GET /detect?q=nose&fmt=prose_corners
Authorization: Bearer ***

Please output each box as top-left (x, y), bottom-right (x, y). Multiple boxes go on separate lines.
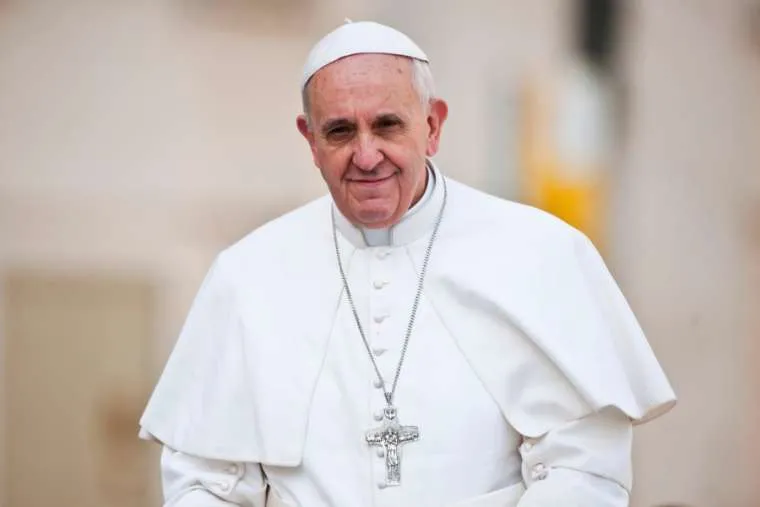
top-left (351, 134), bottom-right (383, 171)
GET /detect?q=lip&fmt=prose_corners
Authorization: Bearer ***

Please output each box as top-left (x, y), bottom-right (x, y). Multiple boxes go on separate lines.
top-left (349, 174), bottom-right (395, 186)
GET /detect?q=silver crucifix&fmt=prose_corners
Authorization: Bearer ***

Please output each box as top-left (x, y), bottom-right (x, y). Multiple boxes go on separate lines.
top-left (366, 406), bottom-right (419, 487)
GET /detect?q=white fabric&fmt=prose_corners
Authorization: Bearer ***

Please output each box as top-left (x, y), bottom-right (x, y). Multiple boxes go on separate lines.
top-left (517, 407), bottom-right (632, 506)
top-left (160, 407), bottom-right (631, 506)
top-left (140, 160), bottom-right (675, 505)
top-left (259, 231), bottom-right (521, 506)
top-left (300, 20), bottom-right (428, 91)
top-left (161, 448), bottom-right (266, 507)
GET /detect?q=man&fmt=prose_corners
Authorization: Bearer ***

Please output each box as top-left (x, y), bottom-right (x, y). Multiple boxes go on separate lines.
top-left (139, 20), bottom-right (676, 507)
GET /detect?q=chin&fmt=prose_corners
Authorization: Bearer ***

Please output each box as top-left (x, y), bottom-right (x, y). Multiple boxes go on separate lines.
top-left (353, 207), bottom-right (399, 228)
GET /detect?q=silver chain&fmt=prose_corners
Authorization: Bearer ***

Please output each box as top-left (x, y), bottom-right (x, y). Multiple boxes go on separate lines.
top-left (331, 177), bottom-right (448, 408)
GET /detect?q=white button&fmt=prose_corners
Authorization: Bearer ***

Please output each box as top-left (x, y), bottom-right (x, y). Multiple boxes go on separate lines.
top-left (530, 463), bottom-right (548, 481)
top-left (520, 441), bottom-right (534, 453)
top-left (373, 378), bottom-right (383, 389)
top-left (376, 448), bottom-right (385, 457)
top-left (373, 280), bottom-right (388, 289)
top-left (225, 464), bottom-right (239, 475)
top-left (217, 481), bottom-right (231, 492)
top-left (373, 314), bottom-right (388, 323)
top-left (373, 411), bottom-right (384, 421)
top-left (373, 347), bottom-right (387, 356)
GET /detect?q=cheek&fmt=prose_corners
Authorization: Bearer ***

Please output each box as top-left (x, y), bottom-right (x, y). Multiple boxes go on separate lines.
top-left (397, 129), bottom-right (430, 165)
top-left (315, 148), bottom-right (350, 181)
top-left (386, 136), bottom-right (422, 164)
top-left (385, 142), bottom-right (427, 180)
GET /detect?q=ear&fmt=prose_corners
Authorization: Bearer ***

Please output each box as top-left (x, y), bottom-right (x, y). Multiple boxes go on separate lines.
top-left (297, 114), bottom-right (319, 163)
top-left (425, 98), bottom-right (449, 157)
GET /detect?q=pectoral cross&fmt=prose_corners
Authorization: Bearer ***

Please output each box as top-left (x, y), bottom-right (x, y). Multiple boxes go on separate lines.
top-left (366, 406), bottom-right (419, 487)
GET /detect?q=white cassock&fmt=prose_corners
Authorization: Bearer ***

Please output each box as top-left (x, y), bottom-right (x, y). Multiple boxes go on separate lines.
top-left (139, 162), bottom-right (676, 507)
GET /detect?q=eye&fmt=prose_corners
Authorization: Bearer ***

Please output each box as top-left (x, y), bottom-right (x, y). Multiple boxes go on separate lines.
top-left (328, 125), bottom-right (352, 136)
top-left (323, 123), bottom-right (355, 141)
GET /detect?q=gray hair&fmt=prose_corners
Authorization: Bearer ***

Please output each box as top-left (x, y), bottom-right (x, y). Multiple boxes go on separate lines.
top-left (301, 58), bottom-right (436, 128)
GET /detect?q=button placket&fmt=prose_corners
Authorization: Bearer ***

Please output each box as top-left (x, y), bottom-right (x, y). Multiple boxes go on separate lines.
top-left (372, 307), bottom-right (389, 356)
top-left (367, 248), bottom-right (398, 494)
top-left (369, 250), bottom-right (393, 339)
top-left (367, 248), bottom-right (427, 502)
top-left (376, 247), bottom-right (392, 260)
top-left (368, 249), bottom-right (392, 394)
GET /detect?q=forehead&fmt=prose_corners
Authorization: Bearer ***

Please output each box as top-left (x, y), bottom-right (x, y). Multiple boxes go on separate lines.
top-left (307, 54), bottom-right (418, 118)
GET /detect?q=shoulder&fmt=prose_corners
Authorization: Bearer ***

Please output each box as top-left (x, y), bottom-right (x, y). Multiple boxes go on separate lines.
top-left (211, 194), bottom-right (333, 280)
top-left (443, 177), bottom-right (586, 254)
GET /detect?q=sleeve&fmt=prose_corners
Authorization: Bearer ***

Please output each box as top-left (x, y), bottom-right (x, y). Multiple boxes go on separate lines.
top-left (161, 445), bottom-right (268, 507)
top-left (517, 407), bottom-right (632, 507)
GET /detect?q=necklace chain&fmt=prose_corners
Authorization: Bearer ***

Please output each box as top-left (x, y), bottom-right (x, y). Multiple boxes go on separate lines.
top-left (331, 178), bottom-right (448, 407)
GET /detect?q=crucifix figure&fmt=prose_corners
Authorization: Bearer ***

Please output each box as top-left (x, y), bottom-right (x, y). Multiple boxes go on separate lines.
top-left (366, 406), bottom-right (420, 487)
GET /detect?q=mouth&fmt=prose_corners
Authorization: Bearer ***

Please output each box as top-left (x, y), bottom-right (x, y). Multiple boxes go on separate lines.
top-left (349, 174), bottom-right (396, 187)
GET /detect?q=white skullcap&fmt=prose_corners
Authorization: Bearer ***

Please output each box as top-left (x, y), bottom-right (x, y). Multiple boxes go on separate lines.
top-left (301, 20), bottom-right (428, 91)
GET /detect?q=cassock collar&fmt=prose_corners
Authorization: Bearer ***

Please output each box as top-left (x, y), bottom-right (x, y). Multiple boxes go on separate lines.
top-left (332, 160), bottom-right (444, 248)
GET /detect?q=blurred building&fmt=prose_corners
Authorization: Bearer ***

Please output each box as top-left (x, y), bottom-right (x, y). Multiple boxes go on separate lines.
top-left (0, 1), bottom-right (758, 506)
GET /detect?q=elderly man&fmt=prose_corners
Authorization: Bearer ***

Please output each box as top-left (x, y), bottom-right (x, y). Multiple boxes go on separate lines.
top-left (139, 21), bottom-right (676, 507)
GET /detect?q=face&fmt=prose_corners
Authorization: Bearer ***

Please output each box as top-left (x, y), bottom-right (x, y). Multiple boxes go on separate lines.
top-left (297, 54), bottom-right (448, 229)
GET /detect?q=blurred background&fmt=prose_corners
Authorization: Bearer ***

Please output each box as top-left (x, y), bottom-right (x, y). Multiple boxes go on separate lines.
top-left (0, 0), bottom-right (758, 506)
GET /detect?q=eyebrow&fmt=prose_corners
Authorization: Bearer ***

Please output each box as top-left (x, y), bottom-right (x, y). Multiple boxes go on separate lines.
top-left (372, 113), bottom-right (404, 127)
top-left (372, 113), bottom-right (404, 126)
